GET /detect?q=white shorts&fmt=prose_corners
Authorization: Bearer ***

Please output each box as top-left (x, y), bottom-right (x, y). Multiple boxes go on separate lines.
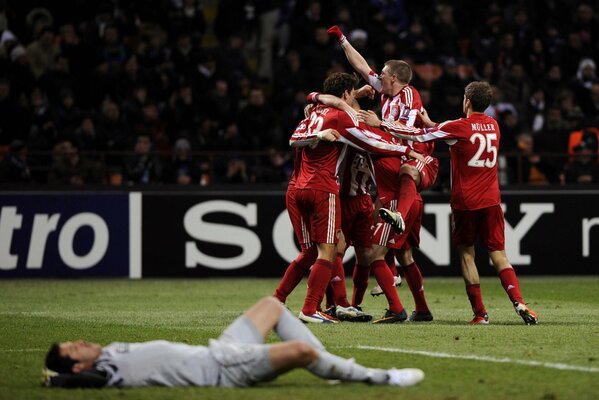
top-left (210, 316), bottom-right (276, 387)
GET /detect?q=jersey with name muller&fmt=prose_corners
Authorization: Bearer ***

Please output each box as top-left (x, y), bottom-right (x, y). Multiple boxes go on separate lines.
top-left (394, 113), bottom-right (501, 210)
top-left (95, 341), bottom-right (219, 387)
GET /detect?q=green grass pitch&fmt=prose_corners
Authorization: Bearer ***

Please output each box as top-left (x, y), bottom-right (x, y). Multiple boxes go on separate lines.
top-left (1, 277), bottom-right (598, 400)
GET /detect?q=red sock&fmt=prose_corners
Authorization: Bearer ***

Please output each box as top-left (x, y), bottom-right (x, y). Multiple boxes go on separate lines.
top-left (385, 250), bottom-right (398, 276)
top-left (274, 246), bottom-right (317, 303)
top-left (325, 284), bottom-right (334, 309)
top-left (302, 258), bottom-right (334, 315)
top-left (403, 262), bottom-right (430, 313)
top-left (352, 263), bottom-right (370, 306)
top-left (466, 284), bottom-right (486, 317)
top-left (330, 255), bottom-right (350, 307)
top-left (397, 174), bottom-right (417, 218)
top-left (371, 259), bottom-right (404, 314)
top-left (498, 267), bottom-right (523, 303)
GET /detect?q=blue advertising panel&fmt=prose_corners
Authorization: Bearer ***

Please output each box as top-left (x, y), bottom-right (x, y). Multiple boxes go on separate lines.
top-left (0, 193), bottom-right (130, 277)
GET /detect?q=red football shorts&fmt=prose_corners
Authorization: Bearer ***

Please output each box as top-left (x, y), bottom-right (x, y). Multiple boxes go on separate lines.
top-left (404, 156), bottom-right (439, 191)
top-left (451, 204), bottom-right (505, 251)
top-left (295, 188), bottom-right (341, 244)
top-left (286, 186), bottom-right (313, 250)
top-left (341, 194), bottom-right (374, 248)
top-left (372, 195), bottom-right (422, 250)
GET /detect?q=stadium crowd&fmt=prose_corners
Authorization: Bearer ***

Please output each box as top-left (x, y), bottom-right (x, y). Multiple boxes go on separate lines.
top-left (0, 0), bottom-right (598, 186)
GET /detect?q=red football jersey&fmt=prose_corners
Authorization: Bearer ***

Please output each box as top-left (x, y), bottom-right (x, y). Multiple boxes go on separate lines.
top-left (338, 146), bottom-right (374, 197)
top-left (387, 113), bottom-right (502, 210)
top-left (367, 71), bottom-right (434, 157)
top-left (290, 105), bottom-right (410, 194)
top-left (288, 147), bottom-right (303, 188)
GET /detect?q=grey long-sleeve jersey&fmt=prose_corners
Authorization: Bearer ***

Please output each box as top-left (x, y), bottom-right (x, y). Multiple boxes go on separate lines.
top-left (95, 340), bottom-right (220, 387)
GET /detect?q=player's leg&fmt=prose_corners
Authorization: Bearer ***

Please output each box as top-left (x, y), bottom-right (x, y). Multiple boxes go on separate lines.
top-left (458, 244), bottom-right (488, 324)
top-left (266, 340), bottom-right (424, 386)
top-left (396, 164), bottom-right (421, 226)
top-left (328, 232), bottom-right (351, 308)
top-left (274, 188), bottom-right (317, 303)
top-left (370, 244), bottom-right (407, 323)
top-left (482, 204), bottom-right (538, 324)
top-left (490, 249), bottom-right (539, 324)
top-left (351, 245), bottom-right (372, 307)
top-left (294, 190), bottom-right (339, 323)
top-left (274, 245), bottom-right (317, 303)
top-left (397, 248), bottom-right (433, 322)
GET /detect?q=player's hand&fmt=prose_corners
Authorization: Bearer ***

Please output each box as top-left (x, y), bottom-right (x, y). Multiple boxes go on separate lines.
top-left (356, 85), bottom-right (375, 100)
top-left (317, 128), bottom-right (340, 142)
top-left (327, 25), bottom-right (346, 43)
top-left (357, 110), bottom-right (381, 127)
top-left (418, 109), bottom-right (436, 128)
top-left (408, 150), bottom-right (425, 163)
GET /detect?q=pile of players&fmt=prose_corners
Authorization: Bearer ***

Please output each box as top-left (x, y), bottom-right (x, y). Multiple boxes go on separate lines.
top-left (273, 26), bottom-right (539, 326)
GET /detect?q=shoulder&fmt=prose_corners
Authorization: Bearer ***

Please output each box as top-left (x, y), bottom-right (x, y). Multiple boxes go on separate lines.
top-left (401, 86), bottom-right (422, 106)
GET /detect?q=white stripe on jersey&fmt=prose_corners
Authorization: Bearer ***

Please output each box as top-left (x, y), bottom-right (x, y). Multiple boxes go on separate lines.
top-left (403, 86), bottom-right (413, 107)
top-left (343, 109), bottom-right (360, 127)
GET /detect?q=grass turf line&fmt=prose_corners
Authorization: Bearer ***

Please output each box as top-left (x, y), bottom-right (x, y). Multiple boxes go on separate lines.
top-left (0, 277), bottom-right (598, 400)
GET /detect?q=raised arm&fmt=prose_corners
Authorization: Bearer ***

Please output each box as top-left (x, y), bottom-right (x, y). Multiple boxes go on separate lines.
top-left (327, 26), bottom-right (372, 82)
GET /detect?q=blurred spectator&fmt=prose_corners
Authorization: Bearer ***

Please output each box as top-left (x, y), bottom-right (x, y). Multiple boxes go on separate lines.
top-left (0, 140), bottom-right (31, 183)
top-left (133, 102), bottom-right (169, 153)
top-left (124, 134), bottom-right (164, 184)
top-left (535, 106), bottom-right (570, 173)
top-left (510, 132), bottom-right (557, 184)
top-left (166, 137), bottom-right (209, 186)
top-left (238, 87), bottom-right (277, 149)
top-left (168, 82), bottom-right (202, 138)
top-left (0, 77), bottom-right (28, 146)
top-left (25, 26), bottom-right (59, 78)
top-left (273, 49), bottom-right (310, 108)
top-left (431, 4), bottom-right (459, 57)
top-left (52, 89), bottom-right (82, 137)
top-left (96, 99), bottom-right (129, 164)
top-left (225, 157), bottom-right (248, 183)
top-left (203, 79), bottom-right (236, 125)
top-left (562, 138), bottom-right (599, 184)
top-left (48, 139), bottom-right (104, 185)
top-left (73, 115), bottom-right (103, 157)
top-left (300, 26), bottom-right (338, 88)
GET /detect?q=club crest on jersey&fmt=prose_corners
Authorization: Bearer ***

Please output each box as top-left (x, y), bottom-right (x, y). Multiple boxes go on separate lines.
top-left (400, 107), bottom-right (411, 121)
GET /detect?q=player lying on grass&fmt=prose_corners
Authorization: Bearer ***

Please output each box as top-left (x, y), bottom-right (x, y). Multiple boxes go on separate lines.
top-left (42, 297), bottom-right (424, 388)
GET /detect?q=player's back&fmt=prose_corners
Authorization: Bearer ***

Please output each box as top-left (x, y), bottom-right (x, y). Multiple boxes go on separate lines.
top-left (446, 113), bottom-right (501, 210)
top-left (295, 105), bottom-right (344, 194)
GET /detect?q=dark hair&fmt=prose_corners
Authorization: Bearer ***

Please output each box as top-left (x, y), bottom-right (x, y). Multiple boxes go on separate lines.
top-left (45, 343), bottom-right (76, 373)
top-left (384, 60), bottom-right (413, 84)
top-left (464, 81), bottom-right (493, 112)
top-left (323, 72), bottom-right (358, 98)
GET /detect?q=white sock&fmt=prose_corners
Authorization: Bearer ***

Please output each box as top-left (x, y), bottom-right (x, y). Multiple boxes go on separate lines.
top-left (307, 350), bottom-right (388, 384)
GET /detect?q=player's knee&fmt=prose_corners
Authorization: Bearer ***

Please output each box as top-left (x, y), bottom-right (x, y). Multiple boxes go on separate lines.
top-left (291, 341), bottom-right (318, 364)
top-left (400, 165), bottom-right (419, 181)
top-left (259, 297), bottom-right (284, 314)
